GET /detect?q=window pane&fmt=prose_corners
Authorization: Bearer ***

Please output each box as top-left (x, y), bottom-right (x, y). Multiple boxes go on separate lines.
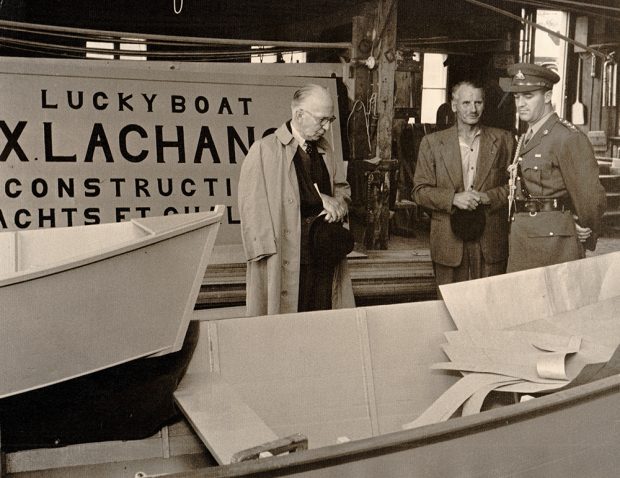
top-left (533, 10), bottom-right (569, 116)
top-left (86, 41), bottom-right (114, 59)
top-left (421, 54), bottom-right (448, 123)
top-left (422, 54), bottom-right (448, 88)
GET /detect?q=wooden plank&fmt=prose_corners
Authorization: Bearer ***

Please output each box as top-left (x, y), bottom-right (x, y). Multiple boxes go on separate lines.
top-left (173, 372), bottom-right (278, 465)
top-left (7, 433), bottom-right (166, 473)
top-left (197, 249), bottom-right (436, 308)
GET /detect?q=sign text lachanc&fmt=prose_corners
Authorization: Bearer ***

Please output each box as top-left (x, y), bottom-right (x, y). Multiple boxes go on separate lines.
top-left (0, 59), bottom-right (341, 243)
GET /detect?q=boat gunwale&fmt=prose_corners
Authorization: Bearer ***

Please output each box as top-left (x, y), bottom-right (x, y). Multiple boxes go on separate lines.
top-left (169, 369), bottom-right (620, 477)
top-left (0, 208), bottom-right (224, 288)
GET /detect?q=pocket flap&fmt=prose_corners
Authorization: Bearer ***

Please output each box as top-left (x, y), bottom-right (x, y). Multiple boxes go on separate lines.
top-left (524, 211), bottom-right (575, 238)
top-left (521, 157), bottom-right (552, 172)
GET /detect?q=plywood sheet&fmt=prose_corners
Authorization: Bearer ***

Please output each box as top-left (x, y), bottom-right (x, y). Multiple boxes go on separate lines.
top-left (211, 308), bottom-right (374, 448)
top-left (440, 251), bottom-right (620, 332)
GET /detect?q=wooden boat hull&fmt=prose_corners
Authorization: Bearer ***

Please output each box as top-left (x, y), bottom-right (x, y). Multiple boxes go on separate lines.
top-left (170, 302), bottom-right (620, 478)
top-left (0, 208), bottom-right (223, 399)
top-left (170, 249), bottom-right (620, 478)
top-left (181, 371), bottom-right (619, 477)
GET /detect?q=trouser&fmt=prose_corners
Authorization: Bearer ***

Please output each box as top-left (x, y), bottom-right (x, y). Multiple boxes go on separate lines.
top-left (434, 240), bottom-right (506, 298)
top-left (298, 261), bottom-right (336, 312)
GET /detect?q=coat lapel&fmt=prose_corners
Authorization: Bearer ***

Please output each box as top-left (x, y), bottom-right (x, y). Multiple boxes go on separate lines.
top-left (520, 113), bottom-right (558, 155)
top-left (439, 126), bottom-right (464, 190)
top-left (275, 122), bottom-right (301, 201)
top-left (473, 127), bottom-right (498, 190)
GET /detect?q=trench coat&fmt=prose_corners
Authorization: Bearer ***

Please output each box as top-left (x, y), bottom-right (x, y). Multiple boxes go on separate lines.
top-left (507, 114), bottom-right (607, 272)
top-left (413, 125), bottom-right (514, 267)
top-left (238, 122), bottom-right (355, 316)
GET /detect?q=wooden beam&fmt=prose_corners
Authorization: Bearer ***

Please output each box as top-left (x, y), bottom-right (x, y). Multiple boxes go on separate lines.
top-left (349, 13), bottom-right (375, 161)
top-left (365, 0), bottom-right (398, 249)
top-left (375, 0), bottom-right (397, 161)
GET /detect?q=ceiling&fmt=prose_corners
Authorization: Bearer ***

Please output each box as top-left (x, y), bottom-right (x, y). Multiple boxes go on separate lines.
top-left (0, 0), bottom-right (616, 59)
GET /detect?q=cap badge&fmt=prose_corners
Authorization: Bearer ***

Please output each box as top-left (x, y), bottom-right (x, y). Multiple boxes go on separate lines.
top-left (515, 70), bottom-right (525, 80)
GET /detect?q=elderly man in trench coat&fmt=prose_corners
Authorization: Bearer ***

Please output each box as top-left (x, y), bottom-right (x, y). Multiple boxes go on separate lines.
top-left (238, 84), bottom-right (355, 316)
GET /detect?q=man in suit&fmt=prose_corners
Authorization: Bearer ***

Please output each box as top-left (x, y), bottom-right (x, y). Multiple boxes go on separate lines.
top-left (413, 80), bottom-right (514, 290)
top-left (238, 84), bottom-right (354, 316)
top-left (500, 63), bottom-right (606, 272)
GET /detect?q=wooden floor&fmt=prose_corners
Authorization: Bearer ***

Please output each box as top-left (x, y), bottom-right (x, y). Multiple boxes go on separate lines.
top-left (198, 228), bottom-right (437, 310)
top-left (197, 213), bottom-right (620, 312)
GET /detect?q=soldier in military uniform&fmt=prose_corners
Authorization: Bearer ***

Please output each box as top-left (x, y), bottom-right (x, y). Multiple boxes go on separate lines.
top-left (500, 63), bottom-right (607, 272)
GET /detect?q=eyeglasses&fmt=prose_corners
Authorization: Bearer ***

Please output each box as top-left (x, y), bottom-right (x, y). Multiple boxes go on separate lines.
top-left (302, 109), bottom-right (336, 126)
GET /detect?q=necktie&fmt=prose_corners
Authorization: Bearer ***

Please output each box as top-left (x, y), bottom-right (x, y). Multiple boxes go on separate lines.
top-left (524, 128), bottom-right (533, 145)
top-left (305, 141), bottom-right (318, 159)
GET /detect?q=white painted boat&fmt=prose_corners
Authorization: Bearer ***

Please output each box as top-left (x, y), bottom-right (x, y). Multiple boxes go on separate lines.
top-left (0, 207), bottom-right (223, 400)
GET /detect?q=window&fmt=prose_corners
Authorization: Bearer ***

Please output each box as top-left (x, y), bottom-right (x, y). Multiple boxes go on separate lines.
top-left (532, 10), bottom-right (569, 116)
top-left (420, 53), bottom-right (448, 124)
top-left (250, 46), bottom-right (306, 63)
top-left (86, 39), bottom-right (147, 60)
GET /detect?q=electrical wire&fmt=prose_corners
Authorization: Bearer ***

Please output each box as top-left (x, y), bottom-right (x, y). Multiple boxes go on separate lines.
top-left (464, 0), bottom-right (615, 61)
top-left (0, 19), bottom-right (351, 50)
top-left (497, 0), bottom-right (620, 22)
top-left (0, 34), bottom-right (309, 61)
top-left (531, 0), bottom-right (620, 13)
top-left (173, 0), bottom-right (183, 15)
top-left (0, 21), bottom-right (348, 61)
top-left (346, 99), bottom-right (372, 152)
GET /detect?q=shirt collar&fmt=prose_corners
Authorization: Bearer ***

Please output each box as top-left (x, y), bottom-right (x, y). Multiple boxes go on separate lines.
top-left (290, 123), bottom-right (307, 149)
top-left (528, 110), bottom-right (555, 137)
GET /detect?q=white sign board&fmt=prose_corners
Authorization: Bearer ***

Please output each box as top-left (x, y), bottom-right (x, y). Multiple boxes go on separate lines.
top-left (0, 58), bottom-right (343, 243)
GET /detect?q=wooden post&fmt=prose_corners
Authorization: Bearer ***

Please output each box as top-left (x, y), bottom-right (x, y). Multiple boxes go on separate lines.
top-left (350, 14), bottom-right (375, 161)
top-left (364, 0), bottom-right (398, 249)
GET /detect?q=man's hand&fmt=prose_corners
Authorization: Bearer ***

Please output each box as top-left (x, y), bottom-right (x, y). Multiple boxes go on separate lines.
top-left (573, 215), bottom-right (592, 242)
top-left (314, 183), bottom-right (347, 222)
top-left (453, 191), bottom-right (483, 211)
top-left (476, 191), bottom-right (490, 205)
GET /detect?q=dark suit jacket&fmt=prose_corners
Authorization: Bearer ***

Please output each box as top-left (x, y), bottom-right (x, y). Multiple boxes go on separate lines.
top-left (413, 125), bottom-right (514, 267)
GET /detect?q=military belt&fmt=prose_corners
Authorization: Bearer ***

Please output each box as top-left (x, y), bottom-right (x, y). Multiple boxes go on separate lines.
top-left (514, 197), bottom-right (572, 214)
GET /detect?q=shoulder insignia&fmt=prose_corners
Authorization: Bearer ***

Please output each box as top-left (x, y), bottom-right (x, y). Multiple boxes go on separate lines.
top-left (559, 117), bottom-right (578, 131)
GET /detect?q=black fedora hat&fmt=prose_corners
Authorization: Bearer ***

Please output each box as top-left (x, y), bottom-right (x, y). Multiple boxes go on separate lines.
top-left (450, 207), bottom-right (486, 242)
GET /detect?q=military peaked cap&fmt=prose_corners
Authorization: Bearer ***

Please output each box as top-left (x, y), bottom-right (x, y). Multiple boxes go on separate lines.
top-left (500, 62), bottom-right (560, 93)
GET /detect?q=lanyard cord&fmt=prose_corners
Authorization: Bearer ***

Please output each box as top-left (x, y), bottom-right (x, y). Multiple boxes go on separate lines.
top-left (507, 134), bottom-right (525, 221)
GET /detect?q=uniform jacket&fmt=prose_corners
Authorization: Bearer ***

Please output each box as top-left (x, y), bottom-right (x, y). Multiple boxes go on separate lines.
top-left (238, 122), bottom-right (355, 317)
top-left (413, 125), bottom-right (514, 267)
top-left (514, 113), bottom-right (606, 252)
